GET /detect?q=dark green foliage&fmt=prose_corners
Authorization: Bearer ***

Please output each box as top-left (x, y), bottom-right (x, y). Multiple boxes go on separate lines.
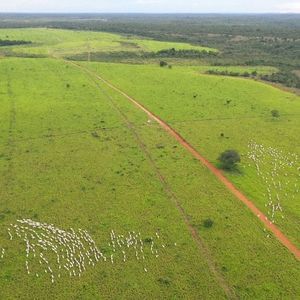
top-left (218, 149), bottom-right (241, 170)
top-left (271, 109), bottom-right (280, 118)
top-left (159, 60), bottom-right (168, 67)
top-left (158, 277), bottom-right (171, 285)
top-left (143, 237), bottom-right (153, 243)
top-left (0, 39), bottom-right (31, 46)
top-left (260, 72), bottom-right (300, 88)
top-left (91, 131), bottom-right (100, 138)
top-left (203, 218), bottom-right (214, 228)
top-left (206, 70), bottom-right (256, 78)
top-left (38, 14), bottom-right (300, 89)
top-left (155, 48), bottom-right (217, 58)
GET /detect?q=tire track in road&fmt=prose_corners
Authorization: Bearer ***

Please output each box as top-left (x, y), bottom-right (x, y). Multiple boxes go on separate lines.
top-left (68, 61), bottom-right (237, 299)
top-left (69, 61), bottom-right (300, 261)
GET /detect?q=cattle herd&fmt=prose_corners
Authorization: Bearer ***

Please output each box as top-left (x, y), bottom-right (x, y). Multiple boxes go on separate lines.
top-left (247, 140), bottom-right (299, 224)
top-left (1, 219), bottom-right (167, 283)
top-left (1, 141), bottom-right (298, 283)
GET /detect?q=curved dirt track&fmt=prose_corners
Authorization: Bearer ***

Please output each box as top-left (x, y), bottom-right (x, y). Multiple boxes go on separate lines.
top-left (71, 62), bottom-right (300, 261)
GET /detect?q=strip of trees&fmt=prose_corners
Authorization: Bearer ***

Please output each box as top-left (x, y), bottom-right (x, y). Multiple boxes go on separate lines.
top-left (0, 39), bottom-right (32, 47)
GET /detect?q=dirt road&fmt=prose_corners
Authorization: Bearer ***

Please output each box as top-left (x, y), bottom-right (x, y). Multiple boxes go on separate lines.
top-left (70, 61), bottom-right (300, 261)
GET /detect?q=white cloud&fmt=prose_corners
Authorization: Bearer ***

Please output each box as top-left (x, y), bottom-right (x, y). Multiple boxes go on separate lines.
top-left (277, 1), bottom-right (300, 13)
top-left (135, 0), bottom-right (161, 4)
top-left (0, 0), bottom-right (299, 13)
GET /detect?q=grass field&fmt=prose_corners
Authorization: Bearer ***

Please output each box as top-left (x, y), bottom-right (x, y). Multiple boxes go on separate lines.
top-left (0, 27), bottom-right (299, 299)
top-left (81, 62), bottom-right (300, 249)
top-left (0, 28), bottom-right (217, 57)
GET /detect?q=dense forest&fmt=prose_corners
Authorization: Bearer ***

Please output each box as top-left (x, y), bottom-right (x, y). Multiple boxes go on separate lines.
top-left (0, 13), bottom-right (299, 88)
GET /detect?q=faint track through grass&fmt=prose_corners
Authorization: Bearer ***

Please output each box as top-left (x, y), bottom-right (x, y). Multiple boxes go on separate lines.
top-left (67, 60), bottom-right (237, 299)
top-left (71, 61), bottom-right (300, 261)
top-left (4, 69), bottom-right (16, 188)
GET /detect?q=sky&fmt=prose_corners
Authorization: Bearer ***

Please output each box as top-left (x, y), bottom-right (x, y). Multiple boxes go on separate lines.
top-left (0, 0), bottom-right (299, 13)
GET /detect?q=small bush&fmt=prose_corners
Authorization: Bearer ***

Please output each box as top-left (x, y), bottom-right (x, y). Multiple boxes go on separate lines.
top-left (158, 277), bottom-right (171, 285)
top-left (218, 149), bottom-right (241, 170)
top-left (159, 61), bottom-right (168, 67)
top-left (144, 237), bottom-right (153, 243)
top-left (91, 131), bottom-right (100, 138)
top-left (203, 218), bottom-right (214, 228)
top-left (271, 109), bottom-right (280, 118)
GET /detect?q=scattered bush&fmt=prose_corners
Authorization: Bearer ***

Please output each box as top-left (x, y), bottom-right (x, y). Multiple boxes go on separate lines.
top-left (158, 277), bottom-right (171, 285)
top-left (159, 61), bottom-right (168, 67)
top-left (203, 218), bottom-right (214, 228)
top-left (143, 237), bottom-right (153, 243)
top-left (218, 149), bottom-right (241, 170)
top-left (271, 109), bottom-right (280, 118)
top-left (91, 132), bottom-right (100, 138)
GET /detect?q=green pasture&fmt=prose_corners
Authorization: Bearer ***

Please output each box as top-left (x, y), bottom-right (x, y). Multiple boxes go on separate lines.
top-left (82, 62), bottom-right (300, 248)
top-left (0, 57), bottom-right (224, 299)
top-left (0, 57), bottom-right (299, 299)
top-left (0, 25), bottom-right (299, 299)
top-left (0, 28), bottom-right (217, 57)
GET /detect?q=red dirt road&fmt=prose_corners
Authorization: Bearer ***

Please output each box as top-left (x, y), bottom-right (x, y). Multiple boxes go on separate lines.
top-left (74, 62), bottom-right (300, 261)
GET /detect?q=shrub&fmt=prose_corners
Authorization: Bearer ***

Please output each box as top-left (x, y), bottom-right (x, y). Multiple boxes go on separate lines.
top-left (218, 149), bottom-right (241, 170)
top-left (271, 109), bottom-right (280, 118)
top-left (203, 218), bottom-right (214, 228)
top-left (158, 277), bottom-right (171, 285)
top-left (159, 61), bottom-right (168, 67)
top-left (91, 131), bottom-right (99, 138)
top-left (143, 237), bottom-right (152, 243)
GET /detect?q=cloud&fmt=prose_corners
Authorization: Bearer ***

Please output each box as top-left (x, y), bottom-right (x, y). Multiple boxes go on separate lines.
top-left (277, 1), bottom-right (300, 13)
top-left (135, 0), bottom-right (161, 4)
top-left (0, 0), bottom-right (299, 13)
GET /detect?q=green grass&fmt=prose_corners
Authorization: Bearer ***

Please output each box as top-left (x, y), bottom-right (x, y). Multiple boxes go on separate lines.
top-left (0, 57), bottom-right (226, 299)
top-left (0, 28), bottom-right (217, 58)
top-left (0, 26), bottom-right (299, 299)
top-left (82, 62), bottom-right (300, 249)
top-left (0, 57), bottom-right (299, 299)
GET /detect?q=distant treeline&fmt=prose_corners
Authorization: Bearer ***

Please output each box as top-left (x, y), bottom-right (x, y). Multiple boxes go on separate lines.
top-left (206, 69), bottom-right (257, 77)
top-left (0, 39), bottom-right (31, 46)
top-left (150, 48), bottom-right (217, 58)
top-left (260, 72), bottom-right (300, 89)
top-left (206, 69), bottom-right (300, 88)
top-left (66, 48), bottom-right (218, 62)
top-left (0, 14), bottom-right (299, 89)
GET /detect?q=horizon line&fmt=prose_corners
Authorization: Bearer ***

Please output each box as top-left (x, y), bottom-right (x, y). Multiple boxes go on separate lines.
top-left (0, 12), bottom-right (299, 15)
